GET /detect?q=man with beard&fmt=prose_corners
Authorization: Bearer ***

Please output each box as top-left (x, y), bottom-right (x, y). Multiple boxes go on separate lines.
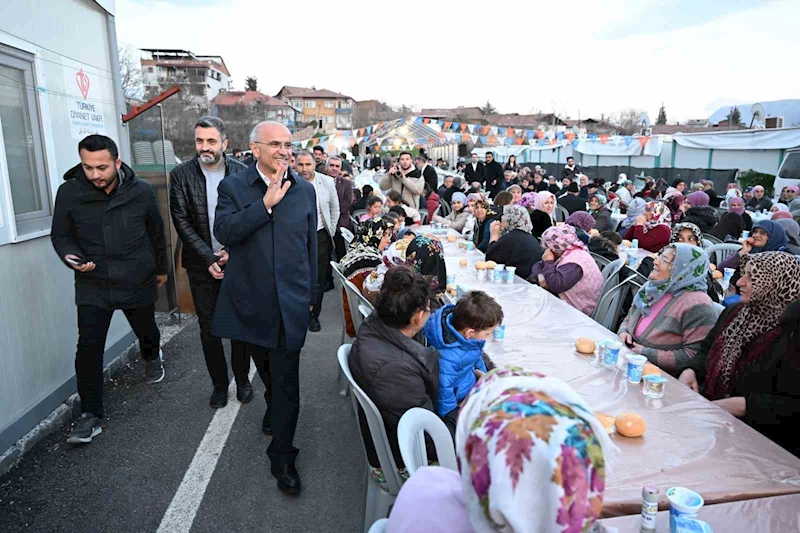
top-left (379, 151), bottom-right (424, 209)
top-left (52, 135), bottom-right (168, 444)
top-left (483, 151), bottom-right (505, 198)
top-left (561, 156), bottom-right (580, 182)
top-left (313, 145), bottom-right (327, 174)
top-left (326, 156), bottom-right (355, 260)
top-left (169, 116), bottom-right (252, 409)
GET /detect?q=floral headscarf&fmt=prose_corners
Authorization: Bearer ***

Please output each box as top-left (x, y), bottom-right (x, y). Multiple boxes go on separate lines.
top-left (565, 211), bottom-right (596, 233)
top-left (456, 367), bottom-right (615, 533)
top-left (671, 222), bottom-right (702, 246)
top-left (518, 192), bottom-right (538, 209)
top-left (728, 197), bottom-right (745, 215)
top-left (620, 197), bottom-right (647, 231)
top-left (533, 191), bottom-right (556, 215)
top-left (405, 235), bottom-right (447, 292)
top-left (541, 225), bottom-right (586, 255)
top-left (752, 220), bottom-right (788, 253)
top-left (633, 244), bottom-right (709, 315)
top-left (643, 201), bottom-right (671, 233)
top-left (589, 193), bottom-right (607, 214)
top-left (363, 238), bottom-right (412, 293)
top-left (502, 204), bottom-right (533, 234)
top-left (705, 252), bottom-right (800, 399)
top-left (339, 216), bottom-right (394, 278)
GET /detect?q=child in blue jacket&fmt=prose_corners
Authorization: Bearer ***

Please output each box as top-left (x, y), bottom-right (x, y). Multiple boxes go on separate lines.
top-left (423, 291), bottom-right (504, 417)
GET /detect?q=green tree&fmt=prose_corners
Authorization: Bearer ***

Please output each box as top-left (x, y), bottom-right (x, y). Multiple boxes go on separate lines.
top-left (656, 103), bottom-right (667, 125)
top-left (244, 76), bottom-right (258, 91)
top-left (480, 100), bottom-right (497, 115)
top-left (728, 106), bottom-right (742, 125)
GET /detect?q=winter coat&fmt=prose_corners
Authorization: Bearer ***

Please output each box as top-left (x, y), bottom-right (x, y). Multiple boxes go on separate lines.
top-left (211, 166), bottom-right (317, 351)
top-left (423, 305), bottom-right (488, 417)
top-left (682, 206), bottom-right (719, 234)
top-left (484, 161), bottom-right (505, 197)
top-left (349, 313), bottom-right (446, 468)
top-left (51, 162), bottom-right (168, 309)
top-left (169, 155), bottom-right (246, 271)
top-left (379, 168), bottom-right (424, 209)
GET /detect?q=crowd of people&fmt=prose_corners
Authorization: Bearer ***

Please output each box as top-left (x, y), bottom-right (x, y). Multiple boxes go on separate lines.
top-left (52, 119), bottom-right (800, 527)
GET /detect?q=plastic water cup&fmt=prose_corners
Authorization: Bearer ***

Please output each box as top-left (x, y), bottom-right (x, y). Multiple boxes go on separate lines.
top-left (466, 241), bottom-right (475, 251)
top-left (723, 268), bottom-right (734, 282)
top-left (596, 341), bottom-right (609, 363)
top-left (666, 487), bottom-right (704, 533)
top-left (505, 266), bottom-right (517, 283)
top-left (741, 230), bottom-right (750, 239)
top-left (631, 239), bottom-right (639, 249)
top-left (493, 323), bottom-right (505, 341)
top-left (493, 264), bottom-right (505, 283)
top-left (626, 249), bottom-right (638, 267)
top-left (446, 274), bottom-right (456, 286)
top-left (625, 354), bottom-right (648, 384)
top-left (604, 341), bottom-right (622, 367)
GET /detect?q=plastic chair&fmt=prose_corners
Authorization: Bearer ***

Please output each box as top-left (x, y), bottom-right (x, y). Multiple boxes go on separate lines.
top-left (358, 303), bottom-right (372, 321)
top-left (353, 209), bottom-right (368, 221)
top-left (589, 251), bottom-right (610, 272)
top-left (601, 257), bottom-right (625, 284)
top-left (706, 243), bottom-right (741, 265)
top-left (338, 345), bottom-right (403, 533)
top-left (341, 227), bottom-right (355, 246)
top-left (419, 210), bottom-right (429, 225)
top-left (703, 233), bottom-right (723, 246)
top-left (554, 204), bottom-right (570, 223)
top-left (368, 519), bottom-right (388, 533)
top-left (438, 198), bottom-right (452, 217)
top-left (331, 261), bottom-right (349, 346)
top-left (397, 408), bottom-right (458, 476)
top-left (592, 274), bottom-right (640, 330)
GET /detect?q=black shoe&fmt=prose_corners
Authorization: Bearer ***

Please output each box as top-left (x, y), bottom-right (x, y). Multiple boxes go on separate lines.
top-left (308, 315), bottom-right (321, 332)
top-left (67, 413), bottom-right (102, 444)
top-left (271, 463), bottom-right (301, 495)
top-left (209, 389), bottom-right (227, 409)
top-left (262, 411), bottom-right (272, 436)
top-left (144, 350), bottom-right (165, 384)
top-left (237, 382), bottom-right (253, 403)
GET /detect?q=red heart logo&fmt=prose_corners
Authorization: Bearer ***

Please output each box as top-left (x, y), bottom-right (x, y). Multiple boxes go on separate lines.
top-left (76, 69), bottom-right (90, 99)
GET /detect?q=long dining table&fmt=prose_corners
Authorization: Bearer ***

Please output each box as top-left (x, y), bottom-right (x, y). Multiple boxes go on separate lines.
top-left (422, 227), bottom-right (800, 520)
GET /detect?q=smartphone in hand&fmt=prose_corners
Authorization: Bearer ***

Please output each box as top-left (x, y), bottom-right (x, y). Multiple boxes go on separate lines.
top-left (66, 256), bottom-right (87, 267)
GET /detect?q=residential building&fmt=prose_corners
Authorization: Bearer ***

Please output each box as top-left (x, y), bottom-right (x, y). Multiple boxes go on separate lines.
top-left (563, 118), bottom-right (616, 135)
top-left (353, 99), bottom-right (403, 128)
top-left (211, 90), bottom-right (297, 130)
top-left (141, 48), bottom-right (232, 101)
top-left (0, 0), bottom-right (138, 459)
top-left (275, 86), bottom-right (354, 132)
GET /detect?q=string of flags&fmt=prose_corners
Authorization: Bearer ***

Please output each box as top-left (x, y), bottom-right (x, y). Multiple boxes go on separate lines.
top-left (292, 116), bottom-right (653, 151)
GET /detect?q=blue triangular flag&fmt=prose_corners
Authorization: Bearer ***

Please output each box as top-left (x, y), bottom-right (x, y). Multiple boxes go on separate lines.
top-left (588, 134), bottom-right (598, 143)
top-left (556, 132), bottom-right (565, 141)
top-left (623, 136), bottom-right (633, 147)
top-left (526, 130), bottom-right (534, 139)
top-left (366, 126), bottom-right (373, 135)
top-left (452, 122), bottom-right (460, 131)
top-left (414, 117), bottom-right (423, 125)
top-left (538, 139), bottom-right (546, 146)
top-left (479, 136), bottom-right (488, 144)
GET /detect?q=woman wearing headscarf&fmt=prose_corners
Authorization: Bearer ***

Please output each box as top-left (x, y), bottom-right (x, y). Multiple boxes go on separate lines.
top-left (719, 219), bottom-right (788, 271)
top-left (363, 237), bottom-right (413, 296)
top-left (405, 235), bottom-right (448, 298)
top-left (588, 230), bottom-right (623, 263)
top-left (618, 196), bottom-right (646, 232)
top-left (669, 222), bottom-right (723, 303)
top-left (790, 197), bottom-right (800, 219)
top-left (339, 215), bottom-right (395, 336)
top-left (588, 192), bottom-right (613, 232)
top-left (680, 191), bottom-right (718, 234)
top-left (775, 218), bottom-right (800, 255)
top-left (386, 368), bottom-right (616, 533)
top-left (772, 210), bottom-right (793, 221)
top-left (471, 198), bottom-right (499, 253)
top-left (529, 225), bottom-right (604, 315)
top-left (745, 185), bottom-right (773, 212)
top-left (770, 203), bottom-right (790, 214)
top-left (622, 201), bottom-right (671, 253)
top-left (486, 205), bottom-right (544, 279)
top-left (565, 211), bottom-right (596, 244)
top-left (663, 191), bottom-right (686, 224)
top-left (711, 212), bottom-right (746, 242)
top-left (528, 190), bottom-right (557, 240)
top-left (677, 252), bottom-right (800, 457)
top-left (618, 244), bottom-right (719, 373)
top-left (432, 192), bottom-right (471, 233)
top-left (517, 191), bottom-right (537, 211)
top-left (726, 196), bottom-right (753, 231)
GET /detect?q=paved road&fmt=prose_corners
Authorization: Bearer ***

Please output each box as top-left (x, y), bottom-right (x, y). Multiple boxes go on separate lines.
top-left (0, 295), bottom-right (365, 533)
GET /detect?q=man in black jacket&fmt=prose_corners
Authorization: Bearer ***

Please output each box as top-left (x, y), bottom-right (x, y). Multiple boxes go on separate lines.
top-left (561, 156), bottom-right (580, 181)
top-left (464, 152), bottom-right (485, 186)
top-left (368, 148), bottom-right (382, 171)
top-left (558, 182), bottom-right (588, 214)
top-left (51, 135), bottom-right (168, 445)
top-left (484, 151), bottom-right (505, 198)
top-left (416, 154), bottom-right (439, 195)
top-left (169, 116), bottom-right (252, 409)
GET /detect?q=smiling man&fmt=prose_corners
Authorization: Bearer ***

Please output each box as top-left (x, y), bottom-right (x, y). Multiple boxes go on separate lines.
top-left (212, 121), bottom-right (317, 496)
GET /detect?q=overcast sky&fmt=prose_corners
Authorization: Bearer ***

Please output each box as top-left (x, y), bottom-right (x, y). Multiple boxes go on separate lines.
top-left (116, 0), bottom-right (797, 123)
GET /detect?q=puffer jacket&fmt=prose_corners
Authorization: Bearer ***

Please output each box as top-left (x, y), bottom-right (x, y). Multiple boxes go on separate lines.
top-left (423, 305), bottom-right (487, 417)
top-left (682, 206), bottom-right (719, 234)
top-left (169, 155), bottom-right (246, 271)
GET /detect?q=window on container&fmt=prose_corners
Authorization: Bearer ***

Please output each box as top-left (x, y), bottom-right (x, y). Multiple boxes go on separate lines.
top-left (0, 45), bottom-right (50, 236)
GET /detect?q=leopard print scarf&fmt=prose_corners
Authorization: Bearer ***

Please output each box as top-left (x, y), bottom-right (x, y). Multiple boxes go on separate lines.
top-left (705, 252), bottom-right (800, 399)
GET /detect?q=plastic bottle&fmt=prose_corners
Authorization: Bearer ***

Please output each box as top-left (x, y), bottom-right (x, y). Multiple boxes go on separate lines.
top-left (640, 485), bottom-right (659, 533)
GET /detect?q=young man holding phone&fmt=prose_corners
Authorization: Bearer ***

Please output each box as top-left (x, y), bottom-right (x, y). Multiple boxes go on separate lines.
top-left (51, 135), bottom-right (168, 445)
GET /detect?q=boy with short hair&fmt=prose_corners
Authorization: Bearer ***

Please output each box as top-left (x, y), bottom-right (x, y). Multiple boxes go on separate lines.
top-left (424, 291), bottom-right (503, 418)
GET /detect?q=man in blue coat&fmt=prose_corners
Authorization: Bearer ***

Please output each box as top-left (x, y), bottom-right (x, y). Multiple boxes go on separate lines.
top-left (212, 121), bottom-right (317, 495)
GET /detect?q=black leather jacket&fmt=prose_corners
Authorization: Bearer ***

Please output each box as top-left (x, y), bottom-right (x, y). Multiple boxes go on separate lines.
top-left (169, 155), bottom-right (246, 271)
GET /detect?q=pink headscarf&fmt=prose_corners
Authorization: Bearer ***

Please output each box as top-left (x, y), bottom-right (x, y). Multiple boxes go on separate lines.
top-left (788, 185), bottom-right (800, 194)
top-left (728, 197), bottom-right (745, 215)
top-left (533, 191), bottom-right (556, 214)
top-left (541, 225), bottom-right (586, 256)
top-left (772, 211), bottom-right (793, 220)
top-left (686, 191), bottom-right (710, 207)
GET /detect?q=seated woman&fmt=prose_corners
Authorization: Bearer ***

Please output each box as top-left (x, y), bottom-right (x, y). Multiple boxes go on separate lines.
top-left (776, 218), bottom-right (800, 255)
top-left (505, 184), bottom-right (523, 204)
top-left (671, 222), bottom-right (723, 302)
top-left (680, 191), bottom-right (718, 234)
top-left (365, 234), bottom-right (448, 300)
top-left (622, 201), bottom-right (671, 253)
top-left (491, 190), bottom-right (513, 210)
top-left (485, 205), bottom-right (544, 279)
top-left (349, 267), bottom-right (453, 486)
top-left (432, 192), bottom-right (470, 233)
top-left (745, 185), bottom-right (773, 212)
top-left (618, 196), bottom-right (646, 233)
top-left (727, 197), bottom-right (753, 231)
top-left (529, 190), bottom-right (557, 239)
top-left (565, 211), bottom-right (596, 244)
top-left (710, 211), bottom-right (746, 242)
top-left (719, 219), bottom-right (788, 271)
top-left (471, 198), bottom-right (498, 253)
top-left (677, 252), bottom-right (800, 457)
top-left (339, 216), bottom-right (395, 337)
top-left (359, 195), bottom-right (383, 222)
top-left (386, 368), bottom-right (615, 533)
top-left (618, 244), bottom-right (719, 374)
top-left (589, 192), bottom-right (613, 232)
top-left (664, 191), bottom-right (686, 224)
top-left (529, 225), bottom-right (603, 315)
top-left (588, 230), bottom-right (623, 263)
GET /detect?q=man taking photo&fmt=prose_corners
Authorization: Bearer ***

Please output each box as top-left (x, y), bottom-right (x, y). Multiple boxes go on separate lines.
top-left (51, 135), bottom-right (168, 445)
top-left (379, 151), bottom-right (424, 211)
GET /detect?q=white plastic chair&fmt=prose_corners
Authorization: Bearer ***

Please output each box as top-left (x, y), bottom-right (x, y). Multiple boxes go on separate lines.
top-left (331, 261), bottom-right (354, 396)
top-left (601, 257), bottom-right (625, 284)
top-left (338, 345), bottom-right (403, 533)
top-left (703, 233), bottom-right (723, 246)
top-left (589, 251), bottom-right (611, 271)
top-left (341, 227), bottom-right (355, 245)
top-left (554, 204), bottom-right (570, 223)
top-left (368, 519), bottom-right (388, 533)
top-left (353, 209), bottom-right (368, 221)
top-left (706, 243), bottom-right (741, 265)
top-left (358, 303), bottom-right (372, 321)
top-left (592, 274), bottom-right (639, 330)
top-left (397, 408), bottom-right (458, 476)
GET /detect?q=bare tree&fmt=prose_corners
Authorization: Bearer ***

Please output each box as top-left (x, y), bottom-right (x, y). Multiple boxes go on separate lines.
top-left (609, 108), bottom-right (646, 135)
top-left (118, 45), bottom-right (143, 100)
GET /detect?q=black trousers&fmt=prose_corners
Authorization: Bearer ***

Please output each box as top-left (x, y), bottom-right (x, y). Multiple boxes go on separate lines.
top-left (312, 229), bottom-right (332, 317)
top-left (249, 319), bottom-right (300, 466)
top-left (186, 268), bottom-right (250, 390)
top-left (76, 303), bottom-right (160, 418)
top-left (333, 229), bottom-right (347, 261)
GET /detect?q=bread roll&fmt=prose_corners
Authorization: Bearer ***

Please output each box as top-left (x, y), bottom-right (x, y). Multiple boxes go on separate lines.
top-left (459, 259), bottom-right (468, 267)
top-left (485, 261), bottom-right (497, 268)
top-left (712, 270), bottom-right (723, 279)
top-left (475, 261), bottom-right (487, 270)
top-left (575, 337), bottom-right (596, 355)
top-left (615, 412), bottom-right (646, 437)
top-left (594, 412), bottom-right (616, 434)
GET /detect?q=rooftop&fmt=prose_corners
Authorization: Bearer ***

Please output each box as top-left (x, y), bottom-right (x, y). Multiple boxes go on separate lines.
top-left (290, 88), bottom-right (353, 100)
top-left (140, 48), bottom-right (230, 76)
top-left (211, 90), bottom-right (290, 107)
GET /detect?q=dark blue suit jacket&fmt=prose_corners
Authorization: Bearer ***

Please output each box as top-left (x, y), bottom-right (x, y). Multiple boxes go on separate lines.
top-left (211, 164), bottom-right (318, 351)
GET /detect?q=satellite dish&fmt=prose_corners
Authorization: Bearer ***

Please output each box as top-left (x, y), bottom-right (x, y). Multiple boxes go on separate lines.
top-left (639, 112), bottom-right (651, 128)
top-left (750, 103), bottom-right (766, 128)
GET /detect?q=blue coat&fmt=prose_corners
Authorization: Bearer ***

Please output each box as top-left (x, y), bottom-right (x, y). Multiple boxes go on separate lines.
top-left (423, 304), bottom-right (487, 416)
top-left (211, 165), bottom-right (318, 351)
